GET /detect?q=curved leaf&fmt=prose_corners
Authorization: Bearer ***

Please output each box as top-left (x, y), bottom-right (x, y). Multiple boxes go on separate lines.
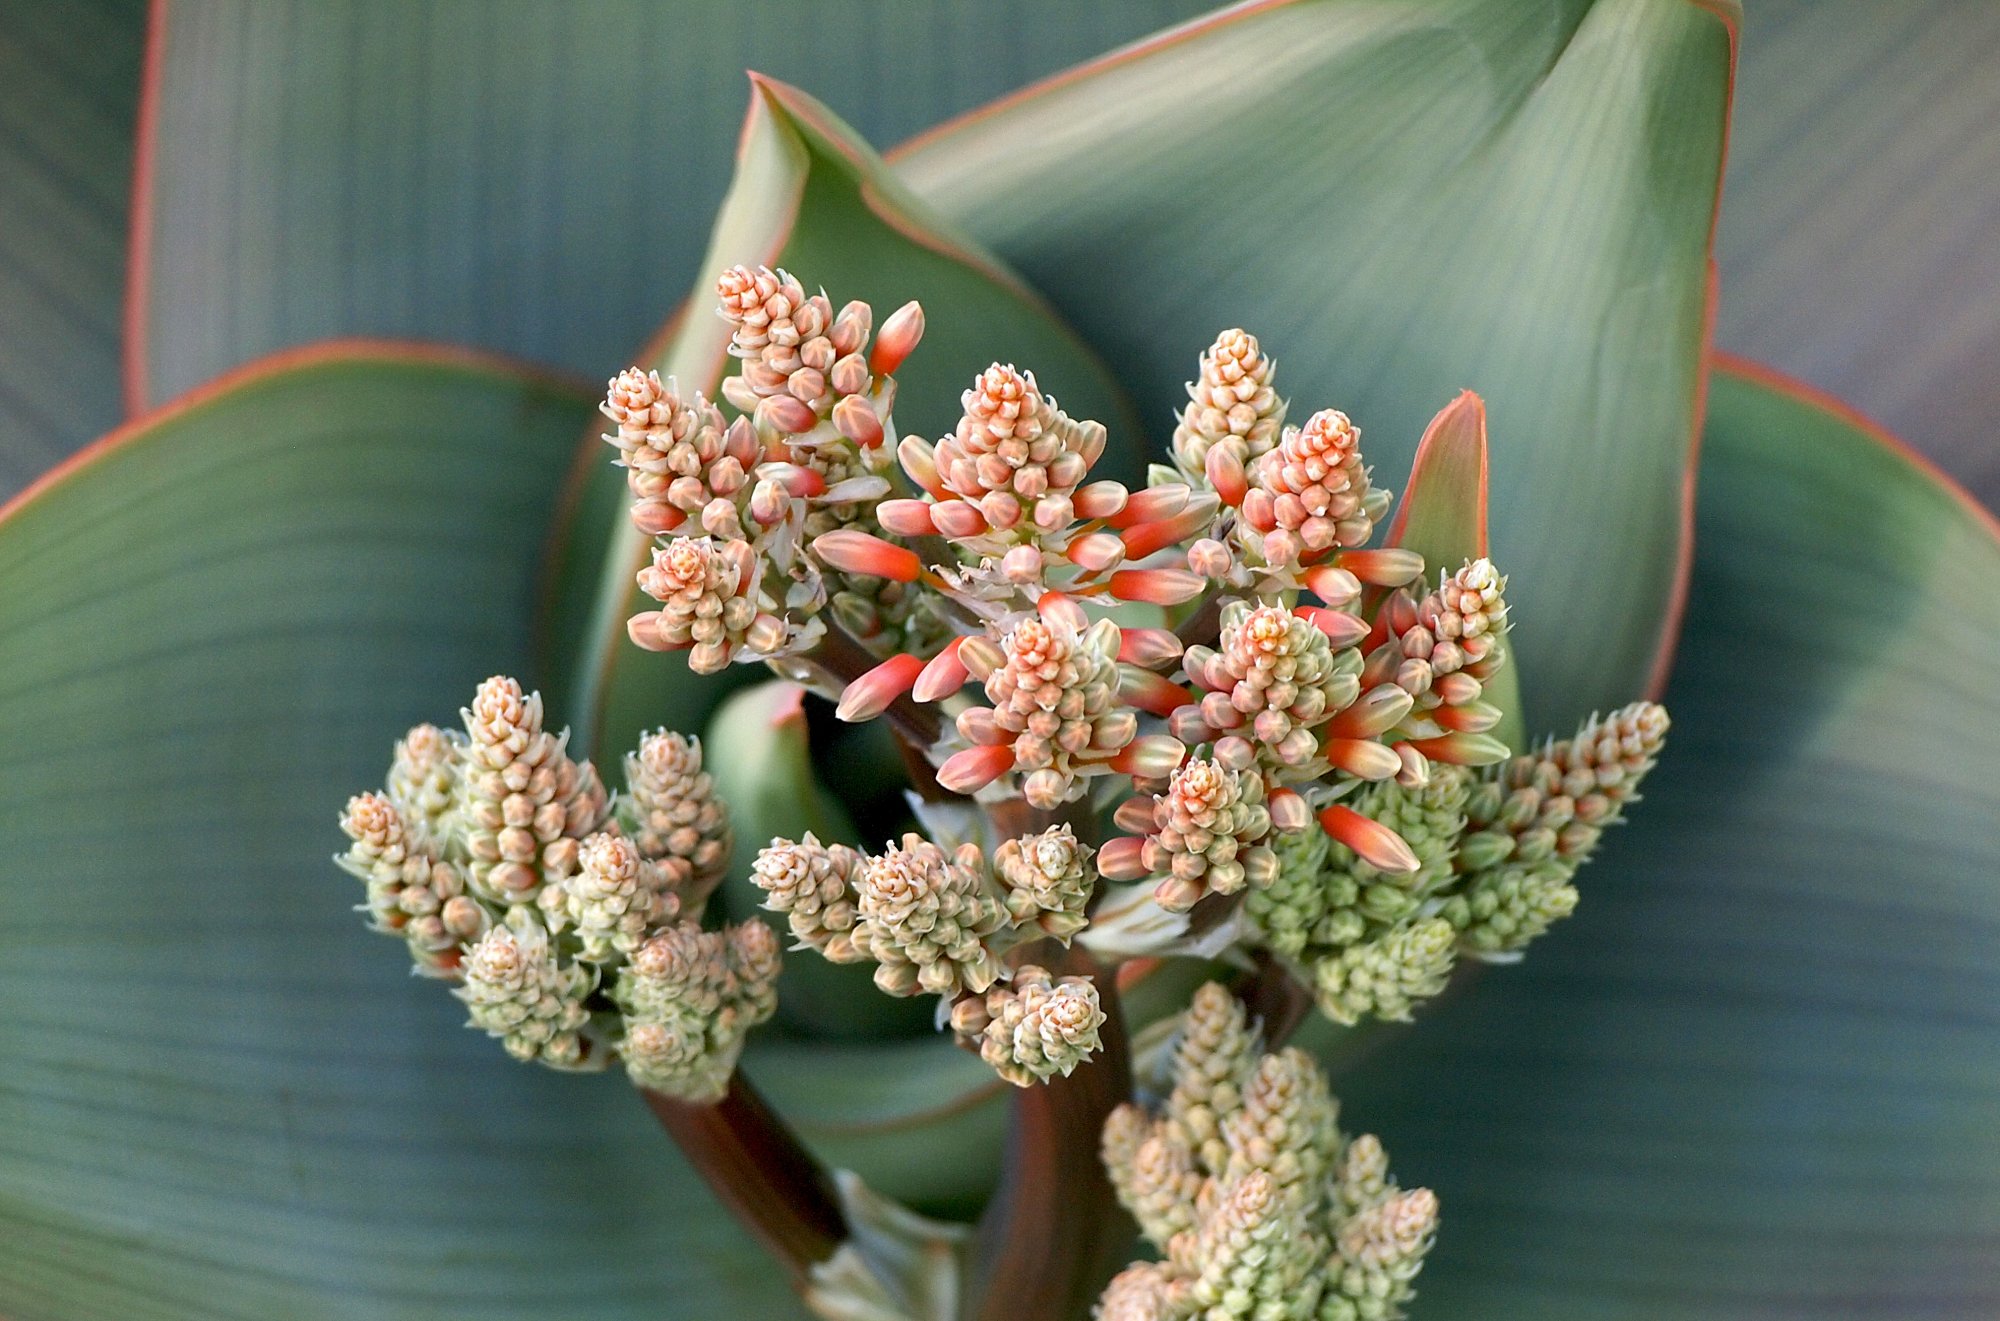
top-left (1335, 360), bottom-right (2000, 1316)
top-left (0, 346), bottom-right (796, 1319)
top-left (125, 0), bottom-right (1216, 412)
top-left (563, 77), bottom-right (1139, 762)
top-left (1716, 0), bottom-right (2000, 506)
top-left (1389, 391), bottom-right (1525, 750)
top-left (0, 0), bottom-right (145, 499)
top-left (893, 0), bottom-right (1737, 729)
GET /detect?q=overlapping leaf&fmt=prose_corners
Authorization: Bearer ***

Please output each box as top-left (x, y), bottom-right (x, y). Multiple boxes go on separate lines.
top-left (1337, 362), bottom-right (2000, 1317)
top-left (0, 349), bottom-right (796, 1319)
top-left (895, 0), bottom-right (1736, 729)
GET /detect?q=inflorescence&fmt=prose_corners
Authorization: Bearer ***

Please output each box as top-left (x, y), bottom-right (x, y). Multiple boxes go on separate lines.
top-left (339, 265), bottom-right (1671, 1314)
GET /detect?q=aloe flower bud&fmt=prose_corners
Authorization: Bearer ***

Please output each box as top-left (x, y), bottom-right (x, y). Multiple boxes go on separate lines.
top-left (1126, 758), bottom-right (1276, 913)
top-left (600, 368), bottom-right (748, 536)
top-left (1094, 1262), bottom-right (1179, 1321)
top-left (749, 832), bottom-right (866, 960)
top-left (1237, 409), bottom-right (1386, 565)
top-left (1218, 1048), bottom-right (1343, 1205)
top-left (632, 536), bottom-right (777, 673)
top-left (1172, 328), bottom-right (1286, 483)
top-left (338, 791), bottom-right (487, 975)
top-left (1183, 601), bottom-right (1362, 772)
top-left (849, 834), bottom-right (1010, 997)
top-left (1240, 823), bottom-right (1335, 959)
top-left (993, 824), bottom-right (1094, 941)
top-left (613, 920), bottom-right (780, 1102)
top-left (621, 729), bottom-right (731, 906)
top-left (973, 964), bottom-right (1106, 1086)
top-left (1325, 1189), bottom-right (1440, 1319)
top-left (716, 265), bottom-right (864, 416)
top-left (959, 599), bottom-right (1132, 809)
top-left (923, 364), bottom-right (1108, 542)
top-left (457, 676), bottom-right (607, 905)
top-left (1311, 916), bottom-right (1458, 1026)
top-left (1162, 982), bottom-right (1260, 1172)
top-left (384, 722), bottom-right (461, 847)
top-left (456, 916), bottom-right (598, 1070)
top-left (541, 832), bottom-right (677, 965)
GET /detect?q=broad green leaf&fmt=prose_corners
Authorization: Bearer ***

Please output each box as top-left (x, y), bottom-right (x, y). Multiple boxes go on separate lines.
top-left (1717, 0), bottom-right (2000, 506)
top-left (0, 348), bottom-right (795, 1319)
top-left (1388, 390), bottom-right (1525, 750)
top-left (563, 77), bottom-right (1139, 763)
top-left (0, 0), bottom-right (145, 499)
top-left (894, 0), bottom-right (1736, 731)
top-left (1336, 360), bottom-right (2000, 1317)
top-left (126, 0), bottom-right (1215, 412)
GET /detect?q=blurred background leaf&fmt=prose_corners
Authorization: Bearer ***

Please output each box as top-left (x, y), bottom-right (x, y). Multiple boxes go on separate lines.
top-left (0, 0), bottom-right (145, 495)
top-left (1339, 360), bottom-right (2000, 1317)
top-left (0, 348), bottom-right (800, 1319)
top-left (125, 0), bottom-right (1214, 415)
top-left (1715, 0), bottom-right (2000, 506)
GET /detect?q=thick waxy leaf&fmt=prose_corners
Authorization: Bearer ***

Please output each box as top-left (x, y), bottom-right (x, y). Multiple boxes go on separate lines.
top-left (0, 0), bottom-right (145, 499)
top-left (1717, 0), bottom-right (2000, 505)
top-left (1389, 391), bottom-right (1525, 750)
top-left (126, 0), bottom-right (1214, 412)
top-left (894, 0), bottom-right (1736, 730)
top-left (0, 347), bottom-right (795, 1319)
top-left (1336, 361), bottom-right (2000, 1316)
top-left (562, 77), bottom-right (1138, 761)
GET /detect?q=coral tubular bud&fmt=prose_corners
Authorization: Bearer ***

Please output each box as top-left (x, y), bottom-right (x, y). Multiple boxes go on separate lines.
top-left (1097, 835), bottom-right (1149, 881)
top-left (871, 300), bottom-right (925, 375)
top-left (1119, 667), bottom-right (1193, 718)
top-left (1109, 568), bottom-right (1207, 605)
top-left (1303, 563), bottom-right (1363, 607)
top-left (938, 744), bottom-right (1016, 795)
top-left (836, 653), bottom-right (925, 722)
top-left (913, 637), bottom-right (971, 703)
top-left (1106, 484), bottom-right (1190, 530)
top-left (1294, 605), bottom-right (1371, 649)
top-left (875, 499), bottom-right (938, 537)
top-left (1118, 627), bottom-right (1185, 669)
top-left (1336, 548), bottom-right (1427, 587)
top-left (811, 530), bottom-right (921, 582)
top-left (1318, 804), bottom-right (1421, 874)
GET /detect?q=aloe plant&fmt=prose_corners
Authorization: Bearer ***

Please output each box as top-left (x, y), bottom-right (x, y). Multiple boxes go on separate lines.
top-left (2, 2), bottom-right (1996, 1319)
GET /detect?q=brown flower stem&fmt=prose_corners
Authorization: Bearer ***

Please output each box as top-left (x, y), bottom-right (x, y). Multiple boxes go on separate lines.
top-left (641, 1074), bottom-right (848, 1288)
top-left (962, 946), bottom-right (1134, 1321)
top-left (1237, 947), bottom-right (1314, 1046)
top-left (1174, 589), bottom-right (1224, 649)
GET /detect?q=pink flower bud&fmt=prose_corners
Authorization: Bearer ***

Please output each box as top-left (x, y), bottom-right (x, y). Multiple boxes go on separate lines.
top-left (1116, 627), bottom-right (1184, 669)
top-left (1267, 787), bottom-right (1311, 833)
top-left (812, 530), bottom-right (921, 582)
top-left (958, 636), bottom-right (1004, 681)
top-left (1325, 683), bottom-right (1414, 739)
top-left (1323, 737), bottom-right (1404, 781)
top-left (1205, 443), bottom-right (1249, 506)
top-left (871, 300), bottom-right (925, 375)
top-left (1109, 568), bottom-right (1207, 606)
top-left (876, 499), bottom-right (938, 537)
top-left (1119, 499), bottom-right (1215, 560)
top-left (1118, 667), bottom-right (1192, 718)
top-left (932, 499), bottom-right (989, 538)
top-left (1096, 835), bottom-right (1149, 881)
top-left (832, 393), bottom-right (884, 447)
top-left (913, 638), bottom-right (971, 703)
top-left (1037, 591), bottom-right (1090, 634)
top-left (1294, 605), bottom-right (1370, 649)
top-left (1072, 480), bottom-right (1129, 520)
top-left (1105, 484), bottom-right (1190, 530)
top-left (1318, 804), bottom-right (1421, 874)
top-left (756, 393), bottom-right (818, 436)
top-left (1001, 545), bottom-right (1043, 582)
top-left (898, 435), bottom-right (944, 497)
top-left (1108, 734), bottom-right (1186, 778)
top-left (837, 653), bottom-right (925, 722)
top-left (1187, 537), bottom-right (1232, 578)
top-left (937, 743), bottom-right (1014, 795)
top-left (1336, 547), bottom-right (1426, 587)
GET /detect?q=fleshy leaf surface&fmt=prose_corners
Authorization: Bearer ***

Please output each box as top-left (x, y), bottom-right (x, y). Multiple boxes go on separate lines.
top-left (126, 0), bottom-right (1215, 412)
top-left (0, 348), bottom-right (796, 1319)
top-left (894, 0), bottom-right (1736, 729)
top-left (562, 77), bottom-right (1138, 762)
top-left (1336, 361), bottom-right (2000, 1316)
top-left (1717, 0), bottom-right (2000, 505)
top-left (0, 0), bottom-right (145, 498)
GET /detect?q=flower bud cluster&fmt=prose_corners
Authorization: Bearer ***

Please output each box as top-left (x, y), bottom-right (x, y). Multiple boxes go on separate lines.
top-left (1097, 982), bottom-right (1439, 1321)
top-left (951, 964), bottom-right (1106, 1087)
top-left (1170, 328), bottom-right (1286, 483)
top-left (338, 678), bottom-right (774, 1095)
top-left (610, 265), bottom-right (930, 674)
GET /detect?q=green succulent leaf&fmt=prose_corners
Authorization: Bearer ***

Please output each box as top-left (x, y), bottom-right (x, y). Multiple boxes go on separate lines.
top-left (0, 347), bottom-right (795, 1319)
top-left (895, 0), bottom-right (1737, 731)
top-left (559, 76), bottom-right (1138, 762)
top-left (1388, 390), bottom-right (1526, 751)
top-left (124, 0), bottom-right (1215, 412)
top-left (0, 0), bottom-right (145, 499)
top-left (1718, 0), bottom-right (2000, 504)
top-left (1336, 360), bottom-right (2000, 1317)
